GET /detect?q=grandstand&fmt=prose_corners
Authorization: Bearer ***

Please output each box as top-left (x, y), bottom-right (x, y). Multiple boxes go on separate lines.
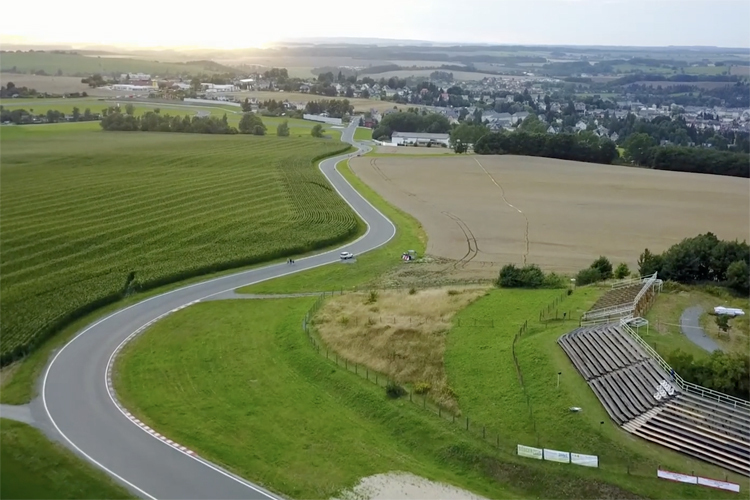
top-left (580, 273), bottom-right (662, 325)
top-left (559, 273), bottom-right (750, 477)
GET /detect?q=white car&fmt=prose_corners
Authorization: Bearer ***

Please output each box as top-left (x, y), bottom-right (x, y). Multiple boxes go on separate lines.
top-left (340, 251), bottom-right (354, 260)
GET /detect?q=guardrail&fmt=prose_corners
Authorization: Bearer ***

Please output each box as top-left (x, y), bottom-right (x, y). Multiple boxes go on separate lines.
top-left (580, 317), bottom-right (619, 327)
top-left (631, 273), bottom-right (658, 313)
top-left (618, 318), bottom-right (750, 411)
top-left (582, 303), bottom-right (634, 320)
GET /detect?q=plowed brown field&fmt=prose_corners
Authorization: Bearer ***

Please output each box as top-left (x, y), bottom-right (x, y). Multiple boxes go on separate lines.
top-left (350, 155), bottom-right (750, 275)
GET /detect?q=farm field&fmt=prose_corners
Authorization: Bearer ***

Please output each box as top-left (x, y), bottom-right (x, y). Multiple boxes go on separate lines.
top-left (114, 296), bottom-right (710, 500)
top-left (0, 52), bottom-right (232, 76)
top-left (353, 127), bottom-right (372, 142)
top-left (0, 127), bottom-right (356, 365)
top-left (0, 419), bottom-right (134, 499)
top-left (349, 155), bottom-right (750, 276)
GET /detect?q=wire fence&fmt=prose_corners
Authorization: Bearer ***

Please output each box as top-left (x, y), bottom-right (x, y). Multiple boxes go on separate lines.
top-left (298, 287), bottom-right (688, 479)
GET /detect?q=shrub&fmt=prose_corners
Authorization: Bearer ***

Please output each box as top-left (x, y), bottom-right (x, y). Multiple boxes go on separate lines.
top-left (408, 287), bottom-right (417, 295)
top-left (497, 264), bottom-right (549, 288)
top-left (366, 290), bottom-right (379, 304)
top-left (614, 262), bottom-right (630, 279)
top-left (590, 256), bottom-right (614, 280)
top-left (338, 316), bottom-right (350, 326)
top-left (414, 382), bottom-right (431, 394)
top-left (311, 124), bottom-right (324, 138)
top-left (575, 267), bottom-right (603, 286)
top-left (715, 314), bottom-right (730, 333)
top-left (385, 381), bottom-right (406, 399)
top-left (542, 272), bottom-right (566, 289)
top-left (447, 289), bottom-right (460, 296)
top-left (276, 120), bottom-right (290, 137)
top-left (727, 260), bottom-right (749, 295)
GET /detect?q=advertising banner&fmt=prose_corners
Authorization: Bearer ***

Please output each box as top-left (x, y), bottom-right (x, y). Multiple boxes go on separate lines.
top-left (697, 476), bottom-right (741, 493)
top-left (657, 469), bottom-right (698, 484)
top-left (543, 448), bottom-right (571, 463)
top-left (517, 445), bottom-right (543, 460)
top-left (571, 453), bottom-right (599, 468)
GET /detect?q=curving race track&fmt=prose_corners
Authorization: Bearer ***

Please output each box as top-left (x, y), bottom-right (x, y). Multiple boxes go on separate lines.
top-left (38, 122), bottom-right (394, 499)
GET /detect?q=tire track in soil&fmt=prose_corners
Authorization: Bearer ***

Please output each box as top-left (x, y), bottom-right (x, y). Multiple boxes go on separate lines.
top-left (472, 157), bottom-right (530, 266)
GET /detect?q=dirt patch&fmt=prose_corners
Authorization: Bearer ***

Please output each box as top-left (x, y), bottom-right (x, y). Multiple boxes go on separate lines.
top-left (350, 155), bottom-right (750, 275)
top-left (314, 287), bottom-right (487, 411)
top-left (331, 472), bottom-right (488, 500)
top-left (0, 73), bottom-right (124, 97)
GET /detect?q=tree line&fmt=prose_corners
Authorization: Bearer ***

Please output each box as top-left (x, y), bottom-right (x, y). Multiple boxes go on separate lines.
top-left (99, 106), bottom-right (241, 134)
top-left (372, 110), bottom-right (452, 140)
top-left (303, 99), bottom-right (354, 118)
top-left (473, 130), bottom-right (619, 164)
top-left (1, 106), bottom-right (99, 124)
top-left (637, 233), bottom-right (749, 295)
top-left (669, 350), bottom-right (748, 401)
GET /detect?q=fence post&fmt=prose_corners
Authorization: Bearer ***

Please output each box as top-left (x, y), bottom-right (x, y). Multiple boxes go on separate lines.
top-left (466, 417), bottom-right (469, 430)
top-left (366, 368), bottom-right (369, 380)
top-left (410, 390), bottom-right (412, 402)
top-left (496, 435), bottom-right (499, 447)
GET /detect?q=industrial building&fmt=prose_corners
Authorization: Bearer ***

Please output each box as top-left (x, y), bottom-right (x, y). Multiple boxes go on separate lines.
top-left (391, 131), bottom-right (451, 147)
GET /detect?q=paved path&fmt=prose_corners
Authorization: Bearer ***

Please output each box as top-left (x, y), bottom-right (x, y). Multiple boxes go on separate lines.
top-left (37, 118), bottom-right (393, 499)
top-left (680, 306), bottom-right (723, 353)
top-left (0, 404), bottom-right (35, 425)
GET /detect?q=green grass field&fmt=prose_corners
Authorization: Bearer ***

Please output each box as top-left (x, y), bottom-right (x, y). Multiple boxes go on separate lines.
top-left (353, 127), bottom-right (372, 141)
top-left (444, 287), bottom-right (748, 496)
top-left (236, 158), bottom-right (427, 295)
top-left (0, 128), bottom-right (357, 365)
top-left (116, 297), bottom-right (687, 500)
top-left (0, 52), bottom-right (232, 76)
top-left (0, 419), bottom-right (133, 499)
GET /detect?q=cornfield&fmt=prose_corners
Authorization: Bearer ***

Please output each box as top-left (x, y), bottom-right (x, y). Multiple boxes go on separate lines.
top-left (0, 130), bottom-right (357, 364)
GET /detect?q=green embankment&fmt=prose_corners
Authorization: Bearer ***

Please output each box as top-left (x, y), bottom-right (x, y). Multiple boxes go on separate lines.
top-left (0, 419), bottom-right (134, 499)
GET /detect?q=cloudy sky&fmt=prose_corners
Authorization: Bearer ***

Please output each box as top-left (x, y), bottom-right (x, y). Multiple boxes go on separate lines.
top-left (2, 0), bottom-right (748, 49)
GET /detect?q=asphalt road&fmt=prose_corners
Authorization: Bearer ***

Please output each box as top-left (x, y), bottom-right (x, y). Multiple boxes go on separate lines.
top-left (38, 120), bottom-right (394, 499)
top-left (680, 306), bottom-right (723, 353)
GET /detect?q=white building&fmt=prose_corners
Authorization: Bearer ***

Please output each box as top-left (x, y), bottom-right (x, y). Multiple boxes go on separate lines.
top-left (202, 83), bottom-right (237, 92)
top-left (391, 132), bottom-right (450, 147)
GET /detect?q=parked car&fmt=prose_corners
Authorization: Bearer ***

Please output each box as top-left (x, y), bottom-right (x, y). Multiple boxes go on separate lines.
top-left (340, 251), bottom-right (354, 260)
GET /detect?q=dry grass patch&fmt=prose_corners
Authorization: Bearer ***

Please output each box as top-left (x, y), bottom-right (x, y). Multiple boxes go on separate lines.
top-left (314, 287), bottom-right (488, 411)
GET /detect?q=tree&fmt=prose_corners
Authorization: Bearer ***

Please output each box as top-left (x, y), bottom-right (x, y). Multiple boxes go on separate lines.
top-left (72, 107), bottom-right (81, 121)
top-left (238, 113), bottom-right (266, 135)
top-left (277, 120), bottom-right (290, 137)
top-left (590, 256), bottom-right (614, 280)
top-left (575, 267), bottom-right (603, 286)
top-left (614, 263), bottom-right (630, 279)
top-left (715, 314), bottom-right (730, 333)
top-left (727, 260), bottom-right (749, 294)
top-left (623, 132), bottom-right (657, 165)
top-left (241, 98), bottom-right (252, 112)
top-left (124, 104), bottom-right (135, 116)
top-left (311, 124), bottom-right (324, 138)
top-left (637, 248), bottom-right (663, 276)
top-left (518, 114), bottom-right (548, 134)
top-left (190, 78), bottom-right (201, 91)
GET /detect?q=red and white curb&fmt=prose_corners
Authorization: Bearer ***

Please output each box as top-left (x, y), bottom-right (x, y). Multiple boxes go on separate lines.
top-left (106, 299), bottom-right (202, 457)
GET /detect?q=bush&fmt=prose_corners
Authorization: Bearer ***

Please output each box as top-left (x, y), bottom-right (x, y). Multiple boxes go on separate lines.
top-left (276, 120), bottom-right (290, 137)
top-left (447, 289), bottom-right (460, 296)
top-left (498, 264), bottom-right (556, 288)
top-left (408, 287), bottom-right (417, 295)
top-left (614, 263), bottom-right (630, 279)
top-left (366, 290), bottom-right (379, 304)
top-left (668, 349), bottom-right (749, 400)
top-left (414, 382), bottom-right (431, 394)
top-left (575, 267), bottom-right (603, 286)
top-left (385, 381), bottom-right (406, 399)
top-left (311, 124), bottom-right (324, 138)
top-left (543, 272), bottom-right (566, 288)
top-left (238, 112), bottom-right (266, 135)
top-left (727, 260), bottom-right (749, 294)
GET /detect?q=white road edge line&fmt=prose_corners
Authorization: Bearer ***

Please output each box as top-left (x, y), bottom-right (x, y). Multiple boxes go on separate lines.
top-left (42, 127), bottom-right (396, 499)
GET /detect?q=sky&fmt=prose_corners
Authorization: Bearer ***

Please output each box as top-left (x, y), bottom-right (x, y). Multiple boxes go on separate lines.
top-left (1, 0), bottom-right (749, 49)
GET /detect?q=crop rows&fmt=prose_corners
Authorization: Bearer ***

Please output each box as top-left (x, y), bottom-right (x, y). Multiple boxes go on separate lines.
top-left (0, 131), bottom-right (356, 364)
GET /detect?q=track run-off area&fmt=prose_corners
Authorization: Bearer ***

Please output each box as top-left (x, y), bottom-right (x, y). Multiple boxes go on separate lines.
top-left (37, 122), bottom-right (396, 499)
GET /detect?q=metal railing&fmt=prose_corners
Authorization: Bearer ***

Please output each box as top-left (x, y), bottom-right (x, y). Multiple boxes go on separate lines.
top-left (618, 319), bottom-right (750, 411)
top-left (582, 302), bottom-right (634, 320)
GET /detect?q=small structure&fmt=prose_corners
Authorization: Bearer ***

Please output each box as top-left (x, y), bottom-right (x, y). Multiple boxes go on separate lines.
top-left (401, 250), bottom-right (417, 261)
top-left (714, 306), bottom-right (745, 317)
top-left (391, 132), bottom-right (450, 147)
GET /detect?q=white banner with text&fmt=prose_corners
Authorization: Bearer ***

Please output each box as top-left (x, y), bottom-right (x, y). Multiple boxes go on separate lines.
top-left (543, 448), bottom-right (570, 463)
top-left (571, 452), bottom-right (599, 468)
top-left (517, 445), bottom-right (543, 460)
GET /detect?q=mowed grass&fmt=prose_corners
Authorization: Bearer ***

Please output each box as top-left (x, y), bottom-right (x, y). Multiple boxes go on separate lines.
top-left (236, 157), bottom-right (427, 294)
top-left (114, 299), bottom-right (512, 500)
top-left (0, 128), bottom-right (356, 365)
top-left (115, 298), bottom-right (677, 500)
top-left (0, 419), bottom-right (134, 499)
top-left (353, 127), bottom-right (372, 141)
top-left (445, 287), bottom-right (748, 497)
